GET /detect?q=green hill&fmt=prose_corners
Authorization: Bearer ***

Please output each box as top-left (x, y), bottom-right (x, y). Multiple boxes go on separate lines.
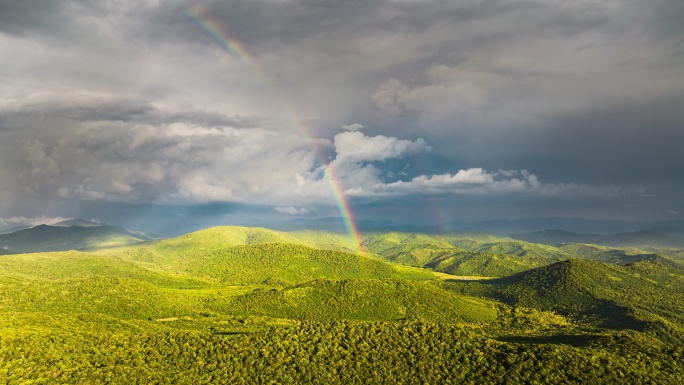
top-left (2, 225), bottom-right (684, 384)
top-left (0, 275), bottom-right (208, 319)
top-left (141, 226), bottom-right (342, 253)
top-left (425, 250), bottom-right (557, 276)
top-left (361, 229), bottom-right (682, 277)
top-left (227, 279), bottom-right (499, 323)
top-left (559, 243), bottom-right (659, 265)
top-left (0, 251), bottom-right (208, 288)
top-left (113, 239), bottom-right (432, 285)
top-left (0, 224), bottom-right (151, 254)
top-left (445, 258), bottom-right (684, 340)
top-left (358, 231), bottom-right (571, 276)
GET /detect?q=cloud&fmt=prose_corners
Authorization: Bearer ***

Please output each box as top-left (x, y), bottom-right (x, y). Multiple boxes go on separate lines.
top-left (274, 206), bottom-right (310, 215)
top-left (333, 131), bottom-right (430, 163)
top-left (0, 216), bottom-right (71, 227)
top-left (1, 0), bottom-right (682, 223)
top-left (0, 94), bottom-right (261, 129)
top-left (346, 168), bottom-right (637, 199)
top-left (0, 95), bottom-right (318, 205)
top-left (372, 79), bottom-right (411, 115)
top-left (341, 123), bottom-right (365, 131)
top-left (0, 91), bottom-right (655, 213)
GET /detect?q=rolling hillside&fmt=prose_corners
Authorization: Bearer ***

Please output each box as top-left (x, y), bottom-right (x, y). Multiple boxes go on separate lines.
top-left (107, 227), bottom-right (433, 285)
top-left (0, 221), bottom-right (153, 254)
top-left (227, 279), bottom-right (499, 323)
top-left (445, 258), bottom-right (684, 341)
top-left (0, 251), bottom-right (209, 288)
top-left (1, 225), bottom-right (684, 383)
top-left (359, 230), bottom-right (570, 276)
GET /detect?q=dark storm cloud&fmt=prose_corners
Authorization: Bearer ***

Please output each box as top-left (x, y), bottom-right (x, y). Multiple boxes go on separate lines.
top-left (0, 0), bottom-right (66, 36)
top-left (420, 93), bottom-right (684, 186)
top-left (1, 0), bottom-right (683, 225)
top-left (0, 97), bottom-right (261, 128)
top-left (56, 99), bottom-right (260, 128)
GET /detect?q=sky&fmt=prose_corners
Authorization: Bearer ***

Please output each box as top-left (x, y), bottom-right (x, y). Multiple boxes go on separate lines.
top-left (1, 0), bottom-right (683, 234)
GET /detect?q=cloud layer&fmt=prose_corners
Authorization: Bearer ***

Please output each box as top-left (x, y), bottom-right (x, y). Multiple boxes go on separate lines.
top-left (1, 0), bottom-right (682, 224)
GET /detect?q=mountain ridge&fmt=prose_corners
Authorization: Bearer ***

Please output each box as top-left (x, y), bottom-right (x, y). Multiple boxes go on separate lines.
top-left (0, 223), bottom-right (153, 254)
top-left (511, 227), bottom-right (684, 248)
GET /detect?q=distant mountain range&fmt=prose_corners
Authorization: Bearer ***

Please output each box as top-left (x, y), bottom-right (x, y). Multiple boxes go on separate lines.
top-left (3, 216), bottom-right (683, 256)
top-left (0, 219), bottom-right (154, 254)
top-left (510, 226), bottom-right (684, 248)
top-left (244, 216), bottom-right (681, 236)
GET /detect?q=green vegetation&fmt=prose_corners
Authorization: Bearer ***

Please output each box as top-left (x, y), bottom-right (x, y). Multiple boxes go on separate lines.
top-left (0, 224), bottom-right (150, 254)
top-left (1, 226), bottom-right (684, 383)
top-left (111, 240), bottom-right (432, 286)
top-left (227, 279), bottom-right (499, 323)
top-left (3, 318), bottom-right (683, 384)
top-left (360, 231), bottom-right (570, 276)
top-left (558, 243), bottom-right (659, 265)
top-left (444, 258), bottom-right (684, 342)
top-left (361, 230), bottom-right (684, 277)
top-left (0, 251), bottom-right (208, 288)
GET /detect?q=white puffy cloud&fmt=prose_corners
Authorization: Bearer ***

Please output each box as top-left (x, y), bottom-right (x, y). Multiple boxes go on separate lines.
top-left (346, 168), bottom-right (633, 199)
top-left (333, 131), bottom-right (430, 163)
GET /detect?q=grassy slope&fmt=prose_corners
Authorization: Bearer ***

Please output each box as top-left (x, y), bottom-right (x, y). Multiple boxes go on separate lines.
top-left (0, 229), bottom-right (493, 325)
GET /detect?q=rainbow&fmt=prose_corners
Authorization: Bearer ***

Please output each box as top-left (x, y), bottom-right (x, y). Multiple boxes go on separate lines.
top-left (185, 6), bottom-right (365, 254)
top-left (184, 7), bottom-right (255, 65)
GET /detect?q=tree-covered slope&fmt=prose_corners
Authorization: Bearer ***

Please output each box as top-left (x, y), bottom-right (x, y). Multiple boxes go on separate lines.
top-left (2, 226), bottom-right (684, 384)
top-left (445, 258), bottom-right (684, 341)
top-left (3, 319), bottom-right (683, 385)
top-left (0, 275), bottom-right (208, 319)
top-left (113, 241), bottom-right (432, 285)
top-left (0, 251), bottom-right (208, 288)
top-left (424, 250), bottom-right (557, 276)
top-left (558, 243), bottom-right (659, 265)
top-left (358, 230), bottom-right (571, 276)
top-left (227, 279), bottom-right (499, 323)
